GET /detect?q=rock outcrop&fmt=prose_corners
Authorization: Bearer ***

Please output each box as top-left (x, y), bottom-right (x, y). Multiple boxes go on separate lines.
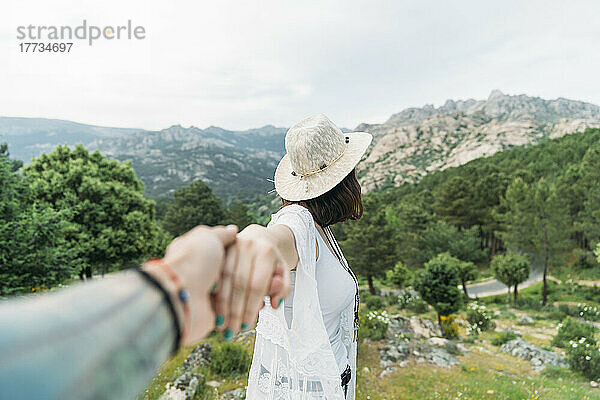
top-left (160, 344), bottom-right (212, 400)
top-left (499, 337), bottom-right (568, 371)
top-left (379, 315), bottom-right (460, 375)
top-left (218, 388), bottom-right (246, 399)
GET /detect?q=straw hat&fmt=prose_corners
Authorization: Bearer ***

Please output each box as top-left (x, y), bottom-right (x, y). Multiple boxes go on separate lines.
top-left (274, 114), bottom-right (372, 201)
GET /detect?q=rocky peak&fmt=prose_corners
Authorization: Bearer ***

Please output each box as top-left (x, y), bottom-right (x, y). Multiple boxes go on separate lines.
top-left (356, 91), bottom-right (600, 191)
top-left (487, 89), bottom-right (506, 101)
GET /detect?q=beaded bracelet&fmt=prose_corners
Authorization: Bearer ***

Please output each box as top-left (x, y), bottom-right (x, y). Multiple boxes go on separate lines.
top-left (145, 257), bottom-right (191, 345)
top-left (135, 268), bottom-right (181, 355)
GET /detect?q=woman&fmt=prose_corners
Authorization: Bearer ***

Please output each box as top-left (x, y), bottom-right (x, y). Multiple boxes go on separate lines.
top-left (219, 114), bottom-right (372, 399)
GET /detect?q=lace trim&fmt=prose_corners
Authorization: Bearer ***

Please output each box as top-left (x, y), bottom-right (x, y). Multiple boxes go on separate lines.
top-left (247, 204), bottom-right (349, 400)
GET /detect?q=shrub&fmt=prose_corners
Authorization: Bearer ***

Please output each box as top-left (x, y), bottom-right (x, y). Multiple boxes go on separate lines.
top-left (462, 336), bottom-right (476, 344)
top-left (491, 331), bottom-right (517, 346)
top-left (552, 318), bottom-right (597, 348)
top-left (541, 365), bottom-right (569, 379)
top-left (359, 310), bottom-right (390, 341)
top-left (397, 292), bottom-right (416, 309)
top-left (408, 298), bottom-right (429, 314)
top-left (360, 289), bottom-right (372, 302)
top-left (364, 295), bottom-right (384, 311)
top-left (386, 261), bottom-right (410, 289)
top-left (567, 337), bottom-right (600, 381)
top-left (514, 296), bottom-right (543, 311)
top-left (547, 309), bottom-right (567, 322)
top-left (440, 315), bottom-right (459, 339)
top-left (209, 343), bottom-right (251, 377)
top-left (383, 294), bottom-right (398, 307)
top-left (559, 303), bottom-right (577, 317)
top-left (466, 302), bottom-right (495, 332)
top-left (577, 303), bottom-right (600, 321)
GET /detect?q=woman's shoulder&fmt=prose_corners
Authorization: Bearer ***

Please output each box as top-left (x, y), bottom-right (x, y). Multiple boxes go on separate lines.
top-left (268, 204), bottom-right (315, 232)
top-left (271, 204), bottom-right (312, 220)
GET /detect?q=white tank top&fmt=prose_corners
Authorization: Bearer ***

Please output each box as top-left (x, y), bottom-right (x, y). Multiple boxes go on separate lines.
top-left (284, 224), bottom-right (356, 374)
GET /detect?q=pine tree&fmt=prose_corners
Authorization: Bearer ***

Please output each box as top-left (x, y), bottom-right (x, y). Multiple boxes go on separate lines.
top-left (161, 179), bottom-right (227, 236)
top-left (226, 200), bottom-right (255, 230)
top-left (498, 177), bottom-right (571, 305)
top-left (339, 195), bottom-right (397, 294)
top-left (580, 143), bottom-right (600, 255)
top-left (433, 176), bottom-right (477, 229)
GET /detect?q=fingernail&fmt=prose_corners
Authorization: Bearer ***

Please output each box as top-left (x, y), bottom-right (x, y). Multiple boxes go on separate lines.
top-left (226, 224), bottom-right (237, 231)
top-left (211, 284), bottom-right (217, 292)
top-left (241, 322), bottom-right (249, 330)
top-left (224, 328), bottom-right (233, 341)
top-left (278, 298), bottom-right (284, 307)
top-left (216, 314), bottom-right (224, 326)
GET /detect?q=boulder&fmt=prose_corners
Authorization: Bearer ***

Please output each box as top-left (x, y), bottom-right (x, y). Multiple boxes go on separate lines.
top-left (426, 337), bottom-right (449, 347)
top-left (425, 347), bottom-right (459, 368)
top-left (499, 337), bottom-right (568, 371)
top-left (379, 366), bottom-right (397, 377)
top-left (160, 372), bottom-right (205, 400)
top-left (182, 343), bottom-right (211, 372)
top-left (409, 316), bottom-right (441, 339)
top-left (380, 341), bottom-right (410, 367)
top-left (218, 388), bottom-right (246, 399)
top-left (517, 315), bottom-right (535, 326)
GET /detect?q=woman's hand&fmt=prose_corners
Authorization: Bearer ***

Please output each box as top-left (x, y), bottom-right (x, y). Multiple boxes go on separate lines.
top-left (213, 224), bottom-right (292, 339)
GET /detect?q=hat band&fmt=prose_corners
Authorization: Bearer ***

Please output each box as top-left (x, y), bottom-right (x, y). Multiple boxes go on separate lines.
top-left (291, 138), bottom-right (349, 179)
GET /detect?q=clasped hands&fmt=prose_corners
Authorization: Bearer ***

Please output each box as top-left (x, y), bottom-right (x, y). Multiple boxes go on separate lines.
top-left (142, 224), bottom-right (290, 344)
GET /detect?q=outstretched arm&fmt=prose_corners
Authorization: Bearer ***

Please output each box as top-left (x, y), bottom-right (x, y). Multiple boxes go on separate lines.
top-left (0, 225), bottom-right (289, 400)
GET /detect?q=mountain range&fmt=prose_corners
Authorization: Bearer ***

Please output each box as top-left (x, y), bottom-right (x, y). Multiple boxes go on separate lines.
top-left (2, 90), bottom-right (600, 202)
top-left (356, 90), bottom-right (600, 190)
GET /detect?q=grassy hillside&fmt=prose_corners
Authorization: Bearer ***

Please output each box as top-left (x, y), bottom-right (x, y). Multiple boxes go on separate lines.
top-left (144, 281), bottom-right (600, 400)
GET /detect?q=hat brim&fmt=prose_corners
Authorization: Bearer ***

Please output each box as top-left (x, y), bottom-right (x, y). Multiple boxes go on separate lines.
top-left (274, 131), bottom-right (373, 201)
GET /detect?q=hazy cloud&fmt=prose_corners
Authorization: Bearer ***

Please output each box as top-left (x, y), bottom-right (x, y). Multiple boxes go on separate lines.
top-left (1, 0), bottom-right (599, 130)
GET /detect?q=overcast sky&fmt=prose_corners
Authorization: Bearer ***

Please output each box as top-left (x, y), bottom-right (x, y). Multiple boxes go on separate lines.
top-left (2, 1), bottom-right (599, 131)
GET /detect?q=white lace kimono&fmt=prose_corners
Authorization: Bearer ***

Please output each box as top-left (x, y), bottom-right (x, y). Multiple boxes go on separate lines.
top-left (246, 205), bottom-right (357, 400)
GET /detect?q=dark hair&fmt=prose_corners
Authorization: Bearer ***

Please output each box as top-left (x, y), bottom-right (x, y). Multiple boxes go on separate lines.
top-left (281, 168), bottom-right (363, 227)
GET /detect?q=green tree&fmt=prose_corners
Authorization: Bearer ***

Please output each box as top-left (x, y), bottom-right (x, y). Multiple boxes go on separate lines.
top-left (339, 194), bottom-right (397, 294)
top-left (386, 261), bottom-right (410, 289)
top-left (385, 193), bottom-right (434, 267)
top-left (0, 153), bottom-right (75, 294)
top-left (580, 143), bottom-right (600, 256)
top-left (22, 145), bottom-right (166, 278)
top-left (433, 176), bottom-right (478, 229)
top-left (457, 261), bottom-right (478, 298)
top-left (498, 177), bottom-right (571, 305)
top-left (490, 251), bottom-right (530, 303)
top-left (413, 252), bottom-right (463, 335)
top-left (419, 220), bottom-right (488, 265)
top-left (0, 142), bottom-right (24, 171)
top-left (161, 180), bottom-right (227, 236)
top-left (226, 200), bottom-right (255, 230)
top-left (471, 167), bottom-right (513, 257)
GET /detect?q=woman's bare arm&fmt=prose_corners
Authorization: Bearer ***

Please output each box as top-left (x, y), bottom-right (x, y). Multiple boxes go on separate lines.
top-left (240, 224), bottom-right (300, 270)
